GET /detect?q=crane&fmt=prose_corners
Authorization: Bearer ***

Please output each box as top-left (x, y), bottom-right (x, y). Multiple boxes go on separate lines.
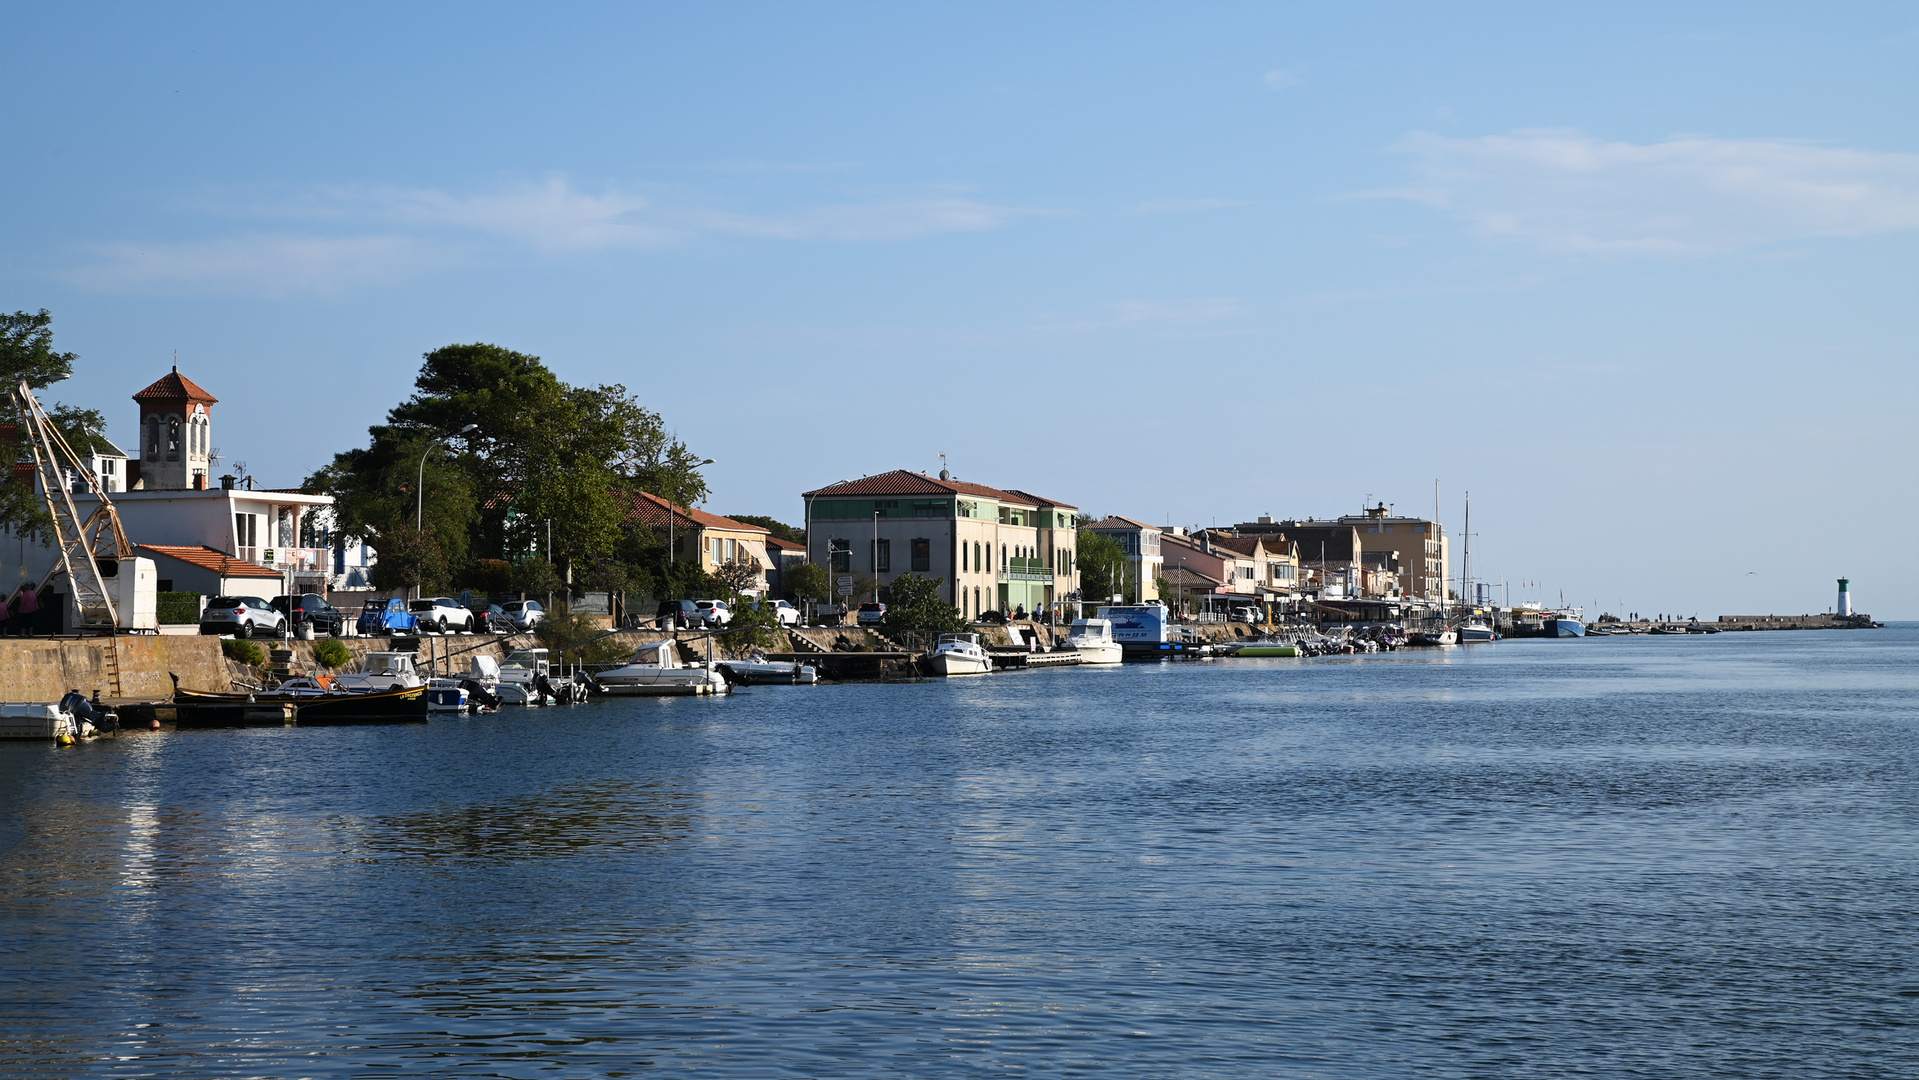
top-left (10, 379), bottom-right (142, 633)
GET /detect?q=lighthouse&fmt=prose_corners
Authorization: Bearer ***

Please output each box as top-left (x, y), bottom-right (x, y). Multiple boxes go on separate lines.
top-left (1837, 578), bottom-right (1852, 618)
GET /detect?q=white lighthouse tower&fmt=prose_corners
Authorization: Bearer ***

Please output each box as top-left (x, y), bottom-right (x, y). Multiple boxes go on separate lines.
top-left (1836, 578), bottom-right (1852, 618)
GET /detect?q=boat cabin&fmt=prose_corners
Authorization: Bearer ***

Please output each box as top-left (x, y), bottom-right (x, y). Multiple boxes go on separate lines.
top-left (1068, 618), bottom-right (1115, 643)
top-left (357, 652), bottom-right (418, 677)
top-left (500, 649), bottom-right (550, 678)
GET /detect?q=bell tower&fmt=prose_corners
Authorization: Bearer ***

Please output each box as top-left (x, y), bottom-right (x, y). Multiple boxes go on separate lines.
top-left (132, 365), bottom-right (217, 491)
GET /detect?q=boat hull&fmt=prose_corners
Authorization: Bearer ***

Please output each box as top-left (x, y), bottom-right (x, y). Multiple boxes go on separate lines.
top-left (1234, 644), bottom-right (1301, 658)
top-left (1065, 641), bottom-right (1124, 664)
top-left (1546, 619), bottom-right (1586, 637)
top-left (1459, 625), bottom-right (1497, 643)
top-left (929, 651), bottom-right (992, 676)
top-left (716, 661), bottom-right (818, 685)
top-left (171, 684), bottom-right (428, 725)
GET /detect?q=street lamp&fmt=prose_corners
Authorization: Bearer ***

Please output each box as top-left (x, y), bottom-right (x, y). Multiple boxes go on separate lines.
top-left (414, 424), bottom-right (477, 598)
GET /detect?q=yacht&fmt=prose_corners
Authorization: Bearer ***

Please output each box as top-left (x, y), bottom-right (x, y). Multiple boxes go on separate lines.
top-left (331, 652), bottom-right (425, 693)
top-left (1459, 621), bottom-right (1497, 643)
top-left (595, 640), bottom-right (729, 696)
top-left (1064, 619), bottom-right (1123, 665)
top-left (928, 632), bottom-right (993, 676)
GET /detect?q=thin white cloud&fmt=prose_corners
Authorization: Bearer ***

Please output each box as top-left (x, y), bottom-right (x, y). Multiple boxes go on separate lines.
top-left (1133, 198), bottom-right (1252, 215)
top-left (1377, 129), bottom-right (1919, 254)
top-left (69, 178), bottom-right (1040, 295)
top-left (1112, 297), bottom-right (1240, 324)
top-left (685, 198), bottom-right (1039, 242)
top-left (63, 234), bottom-right (434, 297)
top-left (1263, 66), bottom-right (1306, 90)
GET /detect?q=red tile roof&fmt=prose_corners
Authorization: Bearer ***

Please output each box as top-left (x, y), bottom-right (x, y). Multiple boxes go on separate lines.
top-left (132, 368), bottom-right (218, 405)
top-left (138, 544), bottom-right (280, 578)
top-left (1001, 488), bottom-right (1078, 510)
top-left (1087, 515), bottom-right (1161, 532)
top-left (621, 490), bottom-right (769, 534)
top-left (764, 536), bottom-right (805, 551)
top-left (803, 469), bottom-right (1039, 506)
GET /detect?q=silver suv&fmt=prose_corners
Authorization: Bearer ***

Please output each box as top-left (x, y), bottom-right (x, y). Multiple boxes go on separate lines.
top-left (199, 595), bottom-right (287, 638)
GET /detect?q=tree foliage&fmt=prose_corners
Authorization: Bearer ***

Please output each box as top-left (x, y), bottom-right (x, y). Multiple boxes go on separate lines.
top-left (880, 573), bottom-right (966, 640)
top-left (2, 310), bottom-right (85, 535)
top-left (725, 514), bottom-right (804, 544)
top-left (1075, 528), bottom-right (1130, 603)
top-left (784, 562), bottom-right (830, 602)
top-left (307, 342), bottom-right (709, 595)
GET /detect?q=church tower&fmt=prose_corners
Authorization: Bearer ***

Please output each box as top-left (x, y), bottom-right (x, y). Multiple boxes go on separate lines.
top-left (132, 366), bottom-right (217, 490)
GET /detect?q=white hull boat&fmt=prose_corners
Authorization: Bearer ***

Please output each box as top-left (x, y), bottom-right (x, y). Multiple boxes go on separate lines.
top-left (929, 633), bottom-right (992, 676)
top-left (426, 680), bottom-right (469, 712)
top-left (596, 641), bottom-right (729, 696)
top-left (1065, 618), bottom-right (1123, 665)
top-left (497, 648), bottom-right (553, 705)
top-left (331, 652), bottom-right (426, 693)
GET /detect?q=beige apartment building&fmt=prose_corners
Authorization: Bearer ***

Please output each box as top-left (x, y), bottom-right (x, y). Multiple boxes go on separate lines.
top-left (1335, 503), bottom-right (1449, 601)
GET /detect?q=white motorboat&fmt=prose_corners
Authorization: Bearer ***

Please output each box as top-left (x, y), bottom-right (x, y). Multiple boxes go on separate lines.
top-left (594, 640), bottom-right (729, 696)
top-left (928, 632), bottom-right (992, 676)
top-left (718, 649), bottom-right (818, 685)
top-left (497, 648), bottom-right (552, 705)
top-left (1064, 618), bottom-right (1123, 665)
top-left (331, 651), bottom-right (426, 693)
top-left (1459, 622), bottom-right (1497, 643)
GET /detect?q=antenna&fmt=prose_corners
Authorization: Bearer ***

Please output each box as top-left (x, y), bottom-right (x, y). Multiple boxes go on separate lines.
top-left (209, 446), bottom-right (223, 469)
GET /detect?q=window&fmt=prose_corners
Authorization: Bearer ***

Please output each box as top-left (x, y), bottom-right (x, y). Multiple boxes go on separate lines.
top-left (166, 415), bottom-right (181, 461)
top-left (911, 538), bottom-right (930, 572)
top-left (962, 543), bottom-right (969, 572)
top-left (145, 416), bottom-right (159, 459)
top-left (874, 538), bottom-right (890, 573)
top-left (1384, 524), bottom-right (1395, 533)
top-left (974, 541), bottom-right (982, 572)
top-left (831, 539), bottom-right (851, 573)
top-left (235, 513), bottom-right (258, 549)
top-left (1000, 544), bottom-right (1007, 569)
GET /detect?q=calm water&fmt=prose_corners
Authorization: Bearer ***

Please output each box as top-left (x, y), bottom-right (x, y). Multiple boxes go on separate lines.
top-left (3, 628), bottom-right (1917, 1078)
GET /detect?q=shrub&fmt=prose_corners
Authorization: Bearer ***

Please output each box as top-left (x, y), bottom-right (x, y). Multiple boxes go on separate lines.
top-left (536, 613), bottom-right (630, 665)
top-left (156, 591), bottom-right (202, 625)
top-left (221, 638), bottom-right (265, 667)
top-left (312, 638), bottom-right (353, 670)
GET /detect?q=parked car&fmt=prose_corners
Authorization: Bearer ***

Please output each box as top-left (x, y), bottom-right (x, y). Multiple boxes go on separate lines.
top-left (357, 597), bottom-right (420, 636)
top-left (655, 600), bottom-right (700, 630)
top-left (271, 593), bottom-right (343, 636)
top-left (814, 602), bottom-right (846, 626)
top-left (499, 599), bottom-right (545, 631)
top-left (199, 595), bottom-right (286, 638)
top-left (975, 609), bottom-right (1007, 626)
top-left (764, 599), bottom-right (801, 627)
top-left (692, 599), bottom-right (732, 627)
top-left (855, 602), bottom-right (887, 626)
top-left (467, 601), bottom-right (512, 634)
top-left (408, 597), bottom-right (475, 634)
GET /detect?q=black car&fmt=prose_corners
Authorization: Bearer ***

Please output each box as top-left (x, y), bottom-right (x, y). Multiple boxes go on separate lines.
top-left (467, 601), bottom-right (513, 634)
top-left (271, 593), bottom-right (344, 636)
top-left (655, 599), bottom-right (700, 630)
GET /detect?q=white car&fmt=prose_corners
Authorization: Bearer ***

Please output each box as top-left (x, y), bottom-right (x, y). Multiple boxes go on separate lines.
top-left (692, 600), bottom-right (732, 628)
top-left (767, 599), bottom-right (800, 627)
top-left (408, 597), bottom-right (476, 634)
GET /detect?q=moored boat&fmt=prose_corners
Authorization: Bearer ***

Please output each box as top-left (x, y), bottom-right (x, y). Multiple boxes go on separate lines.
top-left (717, 649), bottom-right (818, 685)
top-left (929, 632), bottom-right (992, 676)
top-left (1064, 619), bottom-right (1123, 665)
top-left (595, 641), bottom-right (729, 696)
top-left (331, 651), bottom-right (425, 693)
top-left (1459, 622), bottom-right (1497, 642)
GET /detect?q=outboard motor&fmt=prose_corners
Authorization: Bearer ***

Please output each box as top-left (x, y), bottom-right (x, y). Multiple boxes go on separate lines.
top-left (59, 689), bottom-right (118, 736)
top-left (458, 678), bottom-right (501, 710)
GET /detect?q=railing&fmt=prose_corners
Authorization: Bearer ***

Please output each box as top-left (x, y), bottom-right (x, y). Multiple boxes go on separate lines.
top-left (999, 557), bottom-right (1052, 581)
top-left (237, 546), bottom-right (329, 571)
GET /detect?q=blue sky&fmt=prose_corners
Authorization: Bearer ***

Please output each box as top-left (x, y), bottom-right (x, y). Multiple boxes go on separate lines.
top-left (7, 2), bottom-right (1918, 617)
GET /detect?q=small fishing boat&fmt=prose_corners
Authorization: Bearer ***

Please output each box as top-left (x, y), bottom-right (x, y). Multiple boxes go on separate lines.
top-left (717, 649), bottom-right (818, 685)
top-left (426, 682), bottom-right (469, 712)
top-left (1233, 640), bottom-right (1302, 658)
top-left (595, 640), bottom-right (729, 696)
top-left (1064, 619), bottom-right (1123, 665)
top-left (497, 648), bottom-right (554, 705)
top-left (1459, 622), bottom-right (1497, 643)
top-left (170, 681), bottom-right (429, 724)
top-left (330, 651), bottom-right (425, 694)
top-left (928, 632), bottom-right (992, 676)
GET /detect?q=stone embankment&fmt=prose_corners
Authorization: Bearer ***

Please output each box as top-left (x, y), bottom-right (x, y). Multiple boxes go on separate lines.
top-left (0, 636), bottom-right (226, 702)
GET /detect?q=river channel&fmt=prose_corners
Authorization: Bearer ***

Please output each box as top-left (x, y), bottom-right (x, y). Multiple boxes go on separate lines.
top-left (3, 627), bottom-right (1917, 1077)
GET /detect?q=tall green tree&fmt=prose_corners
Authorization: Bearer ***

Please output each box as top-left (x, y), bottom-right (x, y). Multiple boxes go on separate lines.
top-left (307, 342), bottom-right (708, 590)
top-left (2, 310), bottom-right (99, 535)
top-left (880, 573), bottom-right (965, 640)
top-left (1075, 527), bottom-right (1130, 603)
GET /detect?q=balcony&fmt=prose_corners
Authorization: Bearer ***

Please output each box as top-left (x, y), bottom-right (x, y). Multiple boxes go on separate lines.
top-left (999, 556), bottom-right (1052, 582)
top-left (238, 546), bottom-right (329, 572)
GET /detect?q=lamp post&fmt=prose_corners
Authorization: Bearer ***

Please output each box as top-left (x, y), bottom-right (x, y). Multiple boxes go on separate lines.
top-left (666, 459), bottom-right (716, 596)
top-left (413, 424), bottom-right (477, 598)
top-left (873, 509), bottom-right (881, 604)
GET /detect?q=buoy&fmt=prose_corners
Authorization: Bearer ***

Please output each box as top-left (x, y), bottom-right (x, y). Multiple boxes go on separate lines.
top-left (149, 718), bottom-right (162, 730)
top-left (57, 733), bottom-right (75, 746)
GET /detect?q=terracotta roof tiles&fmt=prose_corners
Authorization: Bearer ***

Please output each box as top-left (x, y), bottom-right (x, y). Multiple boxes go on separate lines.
top-left (132, 368), bottom-right (218, 405)
top-left (138, 544), bottom-right (280, 578)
